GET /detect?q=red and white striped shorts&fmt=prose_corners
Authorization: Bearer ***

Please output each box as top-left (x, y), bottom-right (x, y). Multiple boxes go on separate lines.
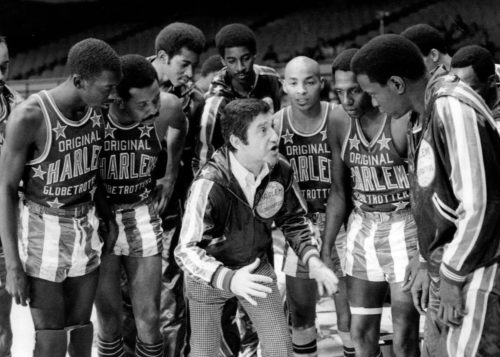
top-left (344, 208), bottom-right (418, 283)
top-left (109, 198), bottom-right (163, 257)
top-left (19, 200), bottom-right (102, 283)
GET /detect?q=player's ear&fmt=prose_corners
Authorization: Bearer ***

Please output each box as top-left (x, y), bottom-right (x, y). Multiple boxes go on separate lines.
top-left (320, 77), bottom-right (325, 89)
top-left (158, 50), bottom-right (169, 63)
top-left (389, 76), bottom-right (405, 94)
top-left (116, 97), bottom-right (125, 109)
top-left (73, 74), bottom-right (84, 89)
top-left (430, 49), bottom-right (440, 63)
top-left (487, 74), bottom-right (497, 88)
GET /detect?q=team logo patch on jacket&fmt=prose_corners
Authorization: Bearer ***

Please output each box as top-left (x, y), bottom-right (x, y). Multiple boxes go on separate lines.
top-left (417, 139), bottom-right (435, 187)
top-left (255, 181), bottom-right (284, 218)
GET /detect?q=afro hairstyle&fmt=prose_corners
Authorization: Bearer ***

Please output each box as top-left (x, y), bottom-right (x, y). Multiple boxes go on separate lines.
top-left (155, 22), bottom-right (205, 58)
top-left (331, 48), bottom-right (359, 74)
top-left (117, 54), bottom-right (159, 101)
top-left (215, 24), bottom-right (257, 57)
top-left (401, 24), bottom-right (447, 56)
top-left (351, 34), bottom-right (427, 85)
top-left (201, 54), bottom-right (224, 77)
top-left (67, 38), bottom-right (121, 81)
top-left (451, 45), bottom-right (495, 83)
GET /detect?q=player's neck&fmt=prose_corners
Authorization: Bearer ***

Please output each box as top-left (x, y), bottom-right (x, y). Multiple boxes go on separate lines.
top-left (290, 101), bottom-right (324, 133)
top-left (231, 72), bottom-right (256, 96)
top-left (49, 81), bottom-right (90, 121)
top-left (486, 86), bottom-right (500, 110)
top-left (152, 58), bottom-right (171, 87)
top-left (109, 104), bottom-right (134, 126)
top-left (410, 76), bottom-right (430, 117)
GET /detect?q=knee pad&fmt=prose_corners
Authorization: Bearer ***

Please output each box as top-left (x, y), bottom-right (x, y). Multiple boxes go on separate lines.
top-left (66, 323), bottom-right (93, 357)
top-left (34, 329), bottom-right (68, 357)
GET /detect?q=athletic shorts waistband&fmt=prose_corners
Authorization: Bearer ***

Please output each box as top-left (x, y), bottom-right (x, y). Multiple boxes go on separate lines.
top-left (25, 199), bottom-right (94, 218)
top-left (112, 196), bottom-right (154, 211)
top-left (354, 207), bottom-right (412, 223)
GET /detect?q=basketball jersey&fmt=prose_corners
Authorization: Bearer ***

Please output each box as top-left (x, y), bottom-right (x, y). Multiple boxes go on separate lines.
top-left (22, 90), bottom-right (104, 208)
top-left (99, 110), bottom-right (162, 205)
top-left (341, 115), bottom-right (410, 212)
top-left (277, 102), bottom-right (331, 213)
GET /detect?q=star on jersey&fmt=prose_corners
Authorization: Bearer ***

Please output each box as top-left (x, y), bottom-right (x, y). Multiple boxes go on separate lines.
top-left (139, 125), bottom-right (153, 138)
top-left (435, 87), bottom-right (448, 96)
top-left (89, 112), bottom-right (102, 128)
top-left (104, 123), bottom-right (117, 139)
top-left (392, 201), bottom-right (409, 211)
top-left (349, 134), bottom-right (360, 151)
top-left (377, 133), bottom-right (392, 151)
top-left (52, 122), bottom-right (67, 140)
top-left (320, 129), bottom-right (327, 141)
top-left (89, 186), bottom-right (97, 200)
top-left (32, 165), bottom-right (47, 180)
top-left (139, 188), bottom-right (151, 201)
top-left (201, 168), bottom-right (211, 177)
top-left (47, 197), bottom-right (64, 209)
top-left (282, 129), bottom-right (294, 144)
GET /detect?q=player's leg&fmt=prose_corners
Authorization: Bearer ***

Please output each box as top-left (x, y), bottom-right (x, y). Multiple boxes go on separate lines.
top-left (238, 260), bottom-right (293, 357)
top-left (123, 255), bottom-right (163, 356)
top-left (333, 226), bottom-right (354, 357)
top-left (388, 282), bottom-right (420, 356)
top-left (95, 254), bottom-right (126, 357)
top-left (0, 255), bottom-right (12, 357)
top-left (64, 268), bottom-right (100, 357)
top-left (28, 277), bottom-right (68, 357)
top-left (333, 277), bottom-right (354, 357)
top-left (347, 276), bottom-right (387, 357)
top-left (286, 275), bottom-right (318, 357)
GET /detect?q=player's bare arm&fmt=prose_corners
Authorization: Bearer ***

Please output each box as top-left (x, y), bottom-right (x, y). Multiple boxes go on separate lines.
top-left (0, 99), bottom-right (45, 306)
top-left (155, 92), bottom-right (186, 213)
top-left (93, 178), bottom-right (118, 255)
top-left (321, 107), bottom-right (350, 270)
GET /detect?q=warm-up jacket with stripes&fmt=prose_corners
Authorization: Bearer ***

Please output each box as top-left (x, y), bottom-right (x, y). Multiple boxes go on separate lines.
top-left (194, 65), bottom-right (281, 173)
top-left (174, 146), bottom-right (319, 291)
top-left (409, 66), bottom-right (500, 286)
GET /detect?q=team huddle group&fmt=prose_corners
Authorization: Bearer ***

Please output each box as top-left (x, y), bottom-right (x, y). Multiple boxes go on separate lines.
top-left (0, 19), bottom-right (499, 357)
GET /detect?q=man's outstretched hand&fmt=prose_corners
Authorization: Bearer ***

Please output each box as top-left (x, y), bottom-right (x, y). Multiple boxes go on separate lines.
top-left (308, 256), bottom-right (339, 296)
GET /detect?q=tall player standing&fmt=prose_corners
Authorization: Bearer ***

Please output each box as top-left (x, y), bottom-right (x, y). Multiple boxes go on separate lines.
top-left (95, 55), bottom-right (185, 357)
top-left (0, 38), bottom-right (121, 357)
top-left (274, 56), bottom-right (352, 357)
top-left (0, 35), bottom-right (23, 357)
top-left (323, 48), bottom-right (420, 357)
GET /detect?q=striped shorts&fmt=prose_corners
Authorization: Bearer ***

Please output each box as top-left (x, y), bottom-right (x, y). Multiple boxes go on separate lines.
top-left (109, 198), bottom-right (163, 257)
top-left (423, 263), bottom-right (500, 357)
top-left (19, 200), bottom-right (102, 283)
top-left (282, 212), bottom-right (347, 279)
top-left (344, 208), bottom-right (418, 283)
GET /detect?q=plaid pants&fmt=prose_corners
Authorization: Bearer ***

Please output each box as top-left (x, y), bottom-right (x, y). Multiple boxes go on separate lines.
top-left (185, 260), bottom-right (293, 357)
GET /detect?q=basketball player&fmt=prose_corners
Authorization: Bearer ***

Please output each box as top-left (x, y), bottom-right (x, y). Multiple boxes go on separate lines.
top-left (0, 35), bottom-right (23, 357)
top-left (450, 45), bottom-right (500, 119)
top-left (352, 34), bottom-right (500, 357)
top-left (117, 23), bottom-right (203, 357)
top-left (195, 54), bottom-right (225, 95)
top-left (323, 48), bottom-right (420, 357)
top-left (95, 54), bottom-right (185, 357)
top-left (401, 24), bottom-right (452, 72)
top-left (196, 23), bottom-right (282, 173)
top-left (0, 38), bottom-right (121, 357)
top-left (274, 56), bottom-right (351, 357)
top-left (175, 98), bottom-right (338, 357)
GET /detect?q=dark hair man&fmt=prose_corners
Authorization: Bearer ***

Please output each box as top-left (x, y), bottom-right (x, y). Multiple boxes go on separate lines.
top-left (352, 33), bottom-right (500, 357)
top-left (401, 24), bottom-right (452, 72)
top-left (195, 54), bottom-right (225, 95)
top-left (175, 98), bottom-right (338, 357)
top-left (0, 38), bottom-right (121, 357)
top-left (94, 54), bottom-right (185, 357)
top-left (451, 45), bottom-right (500, 119)
top-left (0, 35), bottom-right (23, 357)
